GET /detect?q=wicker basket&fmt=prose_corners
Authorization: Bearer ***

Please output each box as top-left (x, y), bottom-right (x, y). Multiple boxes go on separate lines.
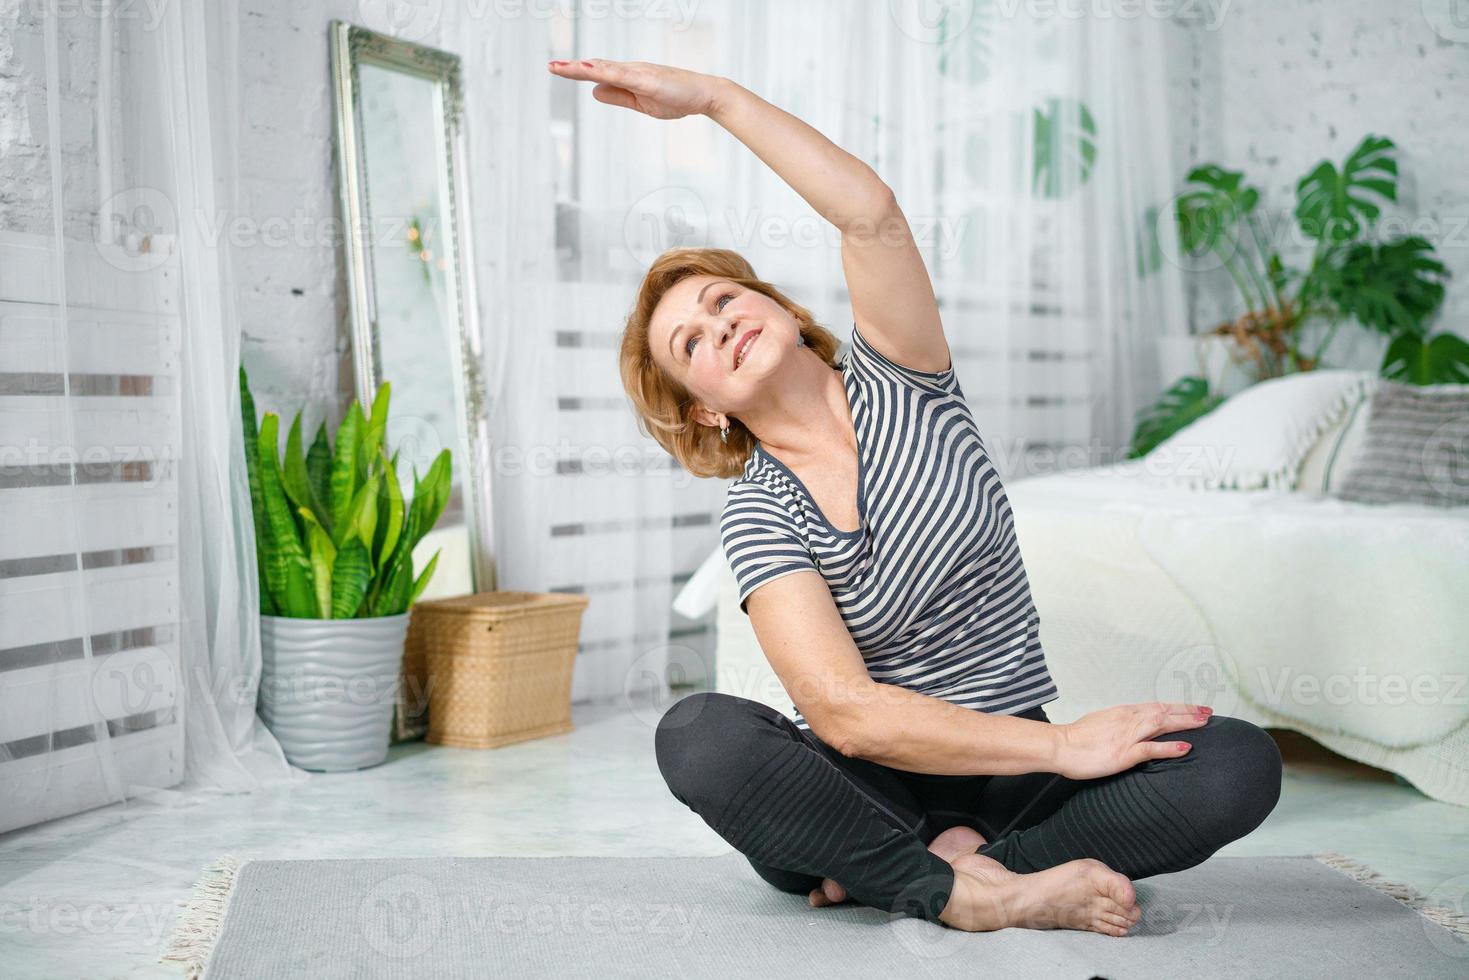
top-left (416, 590), bottom-right (590, 749)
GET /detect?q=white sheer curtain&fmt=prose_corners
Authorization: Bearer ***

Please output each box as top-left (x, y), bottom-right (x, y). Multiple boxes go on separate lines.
top-left (474, 1), bottom-right (1186, 708)
top-left (704, 1), bottom-right (1188, 476)
top-left (0, 0), bottom-right (299, 835)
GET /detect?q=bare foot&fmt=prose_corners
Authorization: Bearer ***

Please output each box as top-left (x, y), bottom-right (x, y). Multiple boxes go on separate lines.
top-left (808, 825), bottom-right (989, 908)
top-left (939, 853), bottom-right (1140, 937)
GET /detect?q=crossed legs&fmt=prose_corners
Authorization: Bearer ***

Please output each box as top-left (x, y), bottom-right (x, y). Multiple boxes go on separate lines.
top-left (654, 691), bottom-right (1282, 932)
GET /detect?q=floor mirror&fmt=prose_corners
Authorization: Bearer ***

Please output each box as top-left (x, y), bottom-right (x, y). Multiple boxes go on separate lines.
top-left (329, 20), bottom-right (492, 605)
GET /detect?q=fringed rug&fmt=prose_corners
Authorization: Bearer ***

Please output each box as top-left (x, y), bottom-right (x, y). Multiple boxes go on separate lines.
top-left (160, 851), bottom-right (1469, 979)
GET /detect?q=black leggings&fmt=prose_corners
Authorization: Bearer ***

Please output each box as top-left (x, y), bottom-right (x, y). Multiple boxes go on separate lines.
top-left (654, 691), bottom-right (1282, 923)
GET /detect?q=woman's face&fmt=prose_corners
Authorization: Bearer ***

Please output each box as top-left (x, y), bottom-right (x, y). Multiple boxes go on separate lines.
top-left (648, 275), bottom-right (800, 415)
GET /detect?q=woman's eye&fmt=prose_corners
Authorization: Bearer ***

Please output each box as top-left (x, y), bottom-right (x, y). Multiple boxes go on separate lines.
top-left (685, 293), bottom-right (735, 358)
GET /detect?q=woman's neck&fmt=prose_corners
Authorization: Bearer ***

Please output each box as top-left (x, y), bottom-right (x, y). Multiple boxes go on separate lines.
top-left (743, 352), bottom-right (854, 468)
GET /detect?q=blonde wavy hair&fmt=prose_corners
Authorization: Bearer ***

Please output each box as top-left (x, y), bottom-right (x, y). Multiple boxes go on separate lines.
top-left (619, 247), bottom-right (843, 480)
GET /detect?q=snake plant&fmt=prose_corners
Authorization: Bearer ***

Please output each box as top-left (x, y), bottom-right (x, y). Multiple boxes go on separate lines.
top-left (240, 366), bottom-right (451, 618)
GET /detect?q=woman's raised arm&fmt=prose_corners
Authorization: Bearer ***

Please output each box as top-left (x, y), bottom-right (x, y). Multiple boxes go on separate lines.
top-left (549, 58), bottom-right (892, 230)
top-left (549, 57), bottom-right (949, 373)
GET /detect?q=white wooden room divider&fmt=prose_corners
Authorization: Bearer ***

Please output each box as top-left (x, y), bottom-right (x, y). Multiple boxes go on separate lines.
top-left (0, 228), bottom-right (186, 834)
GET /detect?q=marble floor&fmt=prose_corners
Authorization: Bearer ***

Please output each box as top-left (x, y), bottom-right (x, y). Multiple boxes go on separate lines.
top-left (3, 686), bottom-right (1467, 979)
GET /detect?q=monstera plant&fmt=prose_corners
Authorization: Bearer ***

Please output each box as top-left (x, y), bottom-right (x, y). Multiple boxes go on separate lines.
top-left (240, 366), bottom-right (451, 619)
top-left (1129, 133), bottom-right (1460, 457)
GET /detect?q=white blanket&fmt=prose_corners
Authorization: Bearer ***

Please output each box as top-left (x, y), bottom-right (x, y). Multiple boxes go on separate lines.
top-left (1007, 465), bottom-right (1469, 749)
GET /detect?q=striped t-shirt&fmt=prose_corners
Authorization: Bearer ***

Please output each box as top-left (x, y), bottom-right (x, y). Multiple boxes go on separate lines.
top-left (720, 321), bottom-right (1059, 732)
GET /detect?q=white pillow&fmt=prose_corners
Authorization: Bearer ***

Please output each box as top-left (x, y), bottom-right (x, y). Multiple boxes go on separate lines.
top-left (1145, 369), bottom-right (1376, 490)
top-left (1296, 376), bottom-right (1378, 492)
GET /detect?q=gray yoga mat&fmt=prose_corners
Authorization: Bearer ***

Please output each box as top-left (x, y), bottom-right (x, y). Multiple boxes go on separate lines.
top-left (176, 851), bottom-right (1469, 979)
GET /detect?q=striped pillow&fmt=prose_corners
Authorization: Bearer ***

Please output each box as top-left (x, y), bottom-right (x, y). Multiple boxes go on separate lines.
top-left (1331, 381), bottom-right (1469, 507)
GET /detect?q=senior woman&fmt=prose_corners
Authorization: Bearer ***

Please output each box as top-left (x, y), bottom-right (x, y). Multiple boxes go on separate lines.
top-left (548, 57), bottom-right (1281, 936)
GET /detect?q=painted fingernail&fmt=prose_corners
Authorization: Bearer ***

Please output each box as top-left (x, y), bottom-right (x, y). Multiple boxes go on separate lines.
top-left (581, 60), bottom-right (594, 67)
top-left (1177, 742), bottom-right (1190, 751)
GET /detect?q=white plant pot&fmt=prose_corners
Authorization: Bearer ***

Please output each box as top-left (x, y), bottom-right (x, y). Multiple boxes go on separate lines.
top-left (259, 612), bottom-right (411, 772)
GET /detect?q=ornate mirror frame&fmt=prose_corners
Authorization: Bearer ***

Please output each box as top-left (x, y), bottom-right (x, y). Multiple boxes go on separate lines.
top-left (329, 20), bottom-right (494, 593)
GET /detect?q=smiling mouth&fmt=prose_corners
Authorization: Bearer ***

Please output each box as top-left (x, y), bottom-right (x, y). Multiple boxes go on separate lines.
top-left (734, 329), bottom-right (762, 370)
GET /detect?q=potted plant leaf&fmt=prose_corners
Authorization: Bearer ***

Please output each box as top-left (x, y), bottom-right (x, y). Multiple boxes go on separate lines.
top-left (1130, 133), bottom-right (1459, 457)
top-left (241, 366), bottom-right (452, 771)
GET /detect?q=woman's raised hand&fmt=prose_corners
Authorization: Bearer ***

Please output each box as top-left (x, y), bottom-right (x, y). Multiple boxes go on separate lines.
top-left (547, 58), bottom-right (723, 120)
top-left (1054, 702), bottom-right (1214, 781)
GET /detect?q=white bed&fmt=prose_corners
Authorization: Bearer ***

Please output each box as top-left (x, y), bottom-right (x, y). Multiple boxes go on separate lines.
top-left (1005, 463), bottom-right (1469, 807)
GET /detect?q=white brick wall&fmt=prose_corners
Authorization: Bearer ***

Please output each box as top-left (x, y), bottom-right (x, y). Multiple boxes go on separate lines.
top-left (0, 0), bottom-right (105, 240)
top-left (1187, 0), bottom-right (1469, 364)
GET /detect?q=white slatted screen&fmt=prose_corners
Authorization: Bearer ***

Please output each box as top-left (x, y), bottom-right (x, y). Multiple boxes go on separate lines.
top-left (0, 230), bottom-right (185, 834)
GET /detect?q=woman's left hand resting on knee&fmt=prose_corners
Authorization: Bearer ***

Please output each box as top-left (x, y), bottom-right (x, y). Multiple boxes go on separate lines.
top-left (547, 58), bottom-right (722, 119)
top-left (1056, 702), bottom-right (1214, 780)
